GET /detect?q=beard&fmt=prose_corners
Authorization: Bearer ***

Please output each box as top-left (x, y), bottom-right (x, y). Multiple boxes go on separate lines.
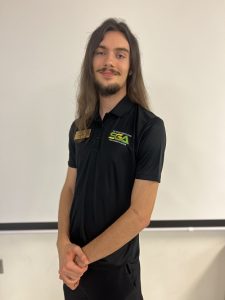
top-left (94, 80), bottom-right (121, 97)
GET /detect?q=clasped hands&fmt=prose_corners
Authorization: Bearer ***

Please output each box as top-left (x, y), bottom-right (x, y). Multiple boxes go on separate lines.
top-left (58, 243), bottom-right (89, 290)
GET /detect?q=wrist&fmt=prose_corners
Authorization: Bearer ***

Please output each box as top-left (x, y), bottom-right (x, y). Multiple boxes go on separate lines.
top-left (56, 236), bottom-right (71, 251)
top-left (82, 246), bottom-right (92, 265)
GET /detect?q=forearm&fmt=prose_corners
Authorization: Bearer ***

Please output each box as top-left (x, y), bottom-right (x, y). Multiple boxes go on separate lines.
top-left (57, 186), bottom-right (73, 250)
top-left (82, 207), bottom-right (148, 264)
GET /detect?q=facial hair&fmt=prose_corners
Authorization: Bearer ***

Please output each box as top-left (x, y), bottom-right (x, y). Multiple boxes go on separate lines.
top-left (94, 67), bottom-right (121, 97)
top-left (94, 80), bottom-right (120, 97)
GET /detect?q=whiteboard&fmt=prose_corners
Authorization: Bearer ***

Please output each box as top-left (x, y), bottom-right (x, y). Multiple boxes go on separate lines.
top-left (0, 0), bottom-right (225, 224)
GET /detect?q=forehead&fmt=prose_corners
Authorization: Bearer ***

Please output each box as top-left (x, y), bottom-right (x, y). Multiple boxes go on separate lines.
top-left (98, 31), bottom-right (130, 51)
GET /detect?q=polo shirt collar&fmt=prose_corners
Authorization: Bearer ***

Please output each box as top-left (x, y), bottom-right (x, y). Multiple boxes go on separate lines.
top-left (109, 95), bottom-right (134, 117)
top-left (93, 95), bottom-right (134, 122)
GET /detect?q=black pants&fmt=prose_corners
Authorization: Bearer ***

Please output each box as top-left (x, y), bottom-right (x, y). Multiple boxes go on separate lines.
top-left (63, 260), bottom-right (143, 300)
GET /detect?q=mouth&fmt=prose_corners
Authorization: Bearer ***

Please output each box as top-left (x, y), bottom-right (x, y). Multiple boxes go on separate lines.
top-left (97, 68), bottom-right (120, 78)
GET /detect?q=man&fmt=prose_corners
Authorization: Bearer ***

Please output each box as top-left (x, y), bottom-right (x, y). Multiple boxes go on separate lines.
top-left (57, 18), bottom-right (166, 300)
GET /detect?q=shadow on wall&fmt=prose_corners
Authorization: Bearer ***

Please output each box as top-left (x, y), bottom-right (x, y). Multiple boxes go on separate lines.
top-left (186, 246), bottom-right (225, 300)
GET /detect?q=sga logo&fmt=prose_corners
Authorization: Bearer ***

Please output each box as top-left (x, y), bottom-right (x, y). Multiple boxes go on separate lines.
top-left (108, 130), bottom-right (131, 146)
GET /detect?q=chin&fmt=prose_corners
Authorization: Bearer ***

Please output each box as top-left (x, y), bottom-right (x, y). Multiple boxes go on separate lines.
top-left (96, 82), bottom-right (121, 97)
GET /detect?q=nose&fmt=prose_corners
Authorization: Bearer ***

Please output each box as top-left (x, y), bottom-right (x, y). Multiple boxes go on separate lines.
top-left (103, 52), bottom-right (115, 67)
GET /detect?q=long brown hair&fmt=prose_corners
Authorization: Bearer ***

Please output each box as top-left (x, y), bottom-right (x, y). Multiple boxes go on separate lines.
top-left (75, 18), bottom-right (150, 130)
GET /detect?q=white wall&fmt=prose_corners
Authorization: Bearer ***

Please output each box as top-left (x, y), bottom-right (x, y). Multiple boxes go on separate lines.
top-left (0, 230), bottom-right (225, 300)
top-left (1, 0), bottom-right (225, 223)
top-left (1, 1), bottom-right (225, 298)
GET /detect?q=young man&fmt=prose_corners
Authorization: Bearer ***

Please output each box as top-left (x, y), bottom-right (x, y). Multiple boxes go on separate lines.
top-left (57, 18), bottom-right (166, 300)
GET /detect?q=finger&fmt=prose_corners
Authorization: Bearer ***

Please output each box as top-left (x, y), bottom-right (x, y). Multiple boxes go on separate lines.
top-left (73, 279), bottom-right (80, 289)
top-left (75, 255), bottom-right (87, 268)
top-left (72, 246), bottom-right (89, 266)
top-left (62, 260), bottom-right (87, 277)
top-left (62, 273), bottom-right (80, 282)
top-left (59, 269), bottom-right (81, 282)
top-left (60, 273), bottom-right (79, 286)
top-left (59, 268), bottom-right (84, 286)
top-left (68, 281), bottom-right (79, 291)
top-left (59, 273), bottom-right (77, 282)
top-left (64, 277), bottom-right (80, 290)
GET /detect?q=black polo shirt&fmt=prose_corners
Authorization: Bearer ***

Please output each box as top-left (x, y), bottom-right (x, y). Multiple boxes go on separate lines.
top-left (68, 95), bottom-right (166, 266)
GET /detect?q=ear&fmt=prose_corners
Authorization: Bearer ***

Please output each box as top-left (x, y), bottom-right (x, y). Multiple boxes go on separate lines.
top-left (129, 70), bottom-right (133, 76)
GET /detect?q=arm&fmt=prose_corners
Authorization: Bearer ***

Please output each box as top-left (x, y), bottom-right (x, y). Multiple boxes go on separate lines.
top-left (81, 117), bottom-right (166, 264)
top-left (57, 167), bottom-right (89, 290)
top-left (81, 179), bottom-right (159, 264)
top-left (57, 167), bottom-right (76, 248)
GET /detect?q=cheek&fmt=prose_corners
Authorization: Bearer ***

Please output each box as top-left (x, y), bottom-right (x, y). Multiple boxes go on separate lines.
top-left (92, 59), bottom-right (97, 70)
top-left (93, 56), bottom-right (101, 69)
top-left (122, 61), bottom-right (130, 74)
top-left (121, 65), bottom-right (130, 78)
top-left (95, 53), bottom-right (106, 62)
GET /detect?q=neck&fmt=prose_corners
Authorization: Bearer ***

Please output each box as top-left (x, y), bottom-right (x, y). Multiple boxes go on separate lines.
top-left (99, 89), bottom-right (126, 120)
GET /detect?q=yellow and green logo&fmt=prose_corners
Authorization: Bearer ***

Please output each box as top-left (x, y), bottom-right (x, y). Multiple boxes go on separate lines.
top-left (108, 130), bottom-right (132, 146)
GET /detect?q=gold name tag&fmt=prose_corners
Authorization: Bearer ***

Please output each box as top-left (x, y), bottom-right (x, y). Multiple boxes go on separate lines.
top-left (74, 129), bottom-right (91, 140)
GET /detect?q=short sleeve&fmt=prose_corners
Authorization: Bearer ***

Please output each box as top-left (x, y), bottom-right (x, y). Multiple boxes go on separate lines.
top-left (68, 122), bottom-right (77, 168)
top-left (135, 117), bottom-right (166, 182)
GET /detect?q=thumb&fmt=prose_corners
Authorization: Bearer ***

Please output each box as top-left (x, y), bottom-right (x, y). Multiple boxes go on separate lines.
top-left (72, 246), bottom-right (89, 266)
top-left (75, 255), bottom-right (89, 268)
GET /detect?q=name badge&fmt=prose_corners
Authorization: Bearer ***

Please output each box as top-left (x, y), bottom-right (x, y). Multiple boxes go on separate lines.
top-left (74, 129), bottom-right (91, 140)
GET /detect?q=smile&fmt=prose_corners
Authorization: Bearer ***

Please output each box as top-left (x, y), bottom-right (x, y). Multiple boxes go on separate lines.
top-left (97, 68), bottom-right (120, 77)
top-left (100, 71), bottom-right (115, 78)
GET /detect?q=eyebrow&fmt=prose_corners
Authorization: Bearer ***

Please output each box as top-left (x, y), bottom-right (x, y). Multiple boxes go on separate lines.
top-left (97, 45), bottom-right (130, 53)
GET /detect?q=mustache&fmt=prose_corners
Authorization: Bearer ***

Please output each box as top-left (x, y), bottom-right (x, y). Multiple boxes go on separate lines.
top-left (96, 67), bottom-right (121, 76)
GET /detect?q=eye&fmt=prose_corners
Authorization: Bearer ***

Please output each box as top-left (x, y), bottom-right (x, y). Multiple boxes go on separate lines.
top-left (95, 49), bottom-right (105, 56)
top-left (116, 52), bottom-right (126, 59)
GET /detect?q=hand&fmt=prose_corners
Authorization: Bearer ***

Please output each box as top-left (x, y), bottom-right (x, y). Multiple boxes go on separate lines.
top-left (58, 242), bottom-right (89, 290)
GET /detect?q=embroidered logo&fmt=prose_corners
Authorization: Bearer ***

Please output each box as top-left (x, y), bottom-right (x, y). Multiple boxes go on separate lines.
top-left (108, 130), bottom-right (132, 146)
